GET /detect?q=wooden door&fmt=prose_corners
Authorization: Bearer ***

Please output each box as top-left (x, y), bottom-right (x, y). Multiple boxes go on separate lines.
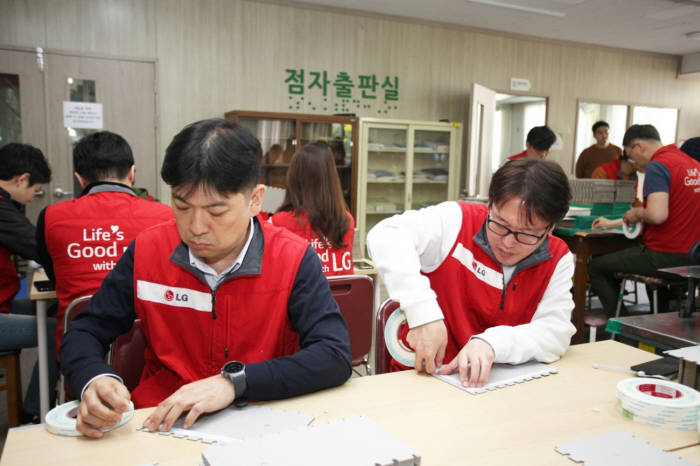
top-left (466, 83), bottom-right (496, 198)
top-left (43, 52), bottom-right (158, 205)
top-left (0, 48), bottom-right (49, 221)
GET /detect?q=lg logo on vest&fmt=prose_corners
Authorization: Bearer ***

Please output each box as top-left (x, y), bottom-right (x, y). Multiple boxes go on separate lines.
top-left (472, 260), bottom-right (486, 277)
top-left (66, 226), bottom-right (127, 259)
top-left (164, 290), bottom-right (188, 302)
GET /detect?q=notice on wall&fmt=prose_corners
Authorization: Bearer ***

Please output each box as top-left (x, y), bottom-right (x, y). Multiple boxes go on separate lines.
top-left (510, 78), bottom-right (532, 92)
top-left (63, 101), bottom-right (103, 129)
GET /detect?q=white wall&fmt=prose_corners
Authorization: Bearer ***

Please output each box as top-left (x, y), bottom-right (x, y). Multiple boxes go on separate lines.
top-left (2, 0), bottom-right (699, 194)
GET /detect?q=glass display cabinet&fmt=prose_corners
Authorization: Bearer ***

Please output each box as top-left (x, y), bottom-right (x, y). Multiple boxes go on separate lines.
top-left (224, 110), bottom-right (359, 214)
top-left (357, 118), bottom-right (462, 257)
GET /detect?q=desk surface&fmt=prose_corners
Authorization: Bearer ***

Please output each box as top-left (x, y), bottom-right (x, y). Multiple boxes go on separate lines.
top-left (29, 269), bottom-right (56, 301)
top-left (2, 341), bottom-right (699, 466)
top-left (609, 312), bottom-right (700, 349)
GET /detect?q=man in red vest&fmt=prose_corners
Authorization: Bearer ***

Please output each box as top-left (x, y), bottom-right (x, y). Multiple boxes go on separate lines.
top-left (60, 119), bottom-right (351, 438)
top-left (589, 124), bottom-right (700, 317)
top-left (0, 142), bottom-right (55, 422)
top-left (368, 158), bottom-right (576, 388)
top-left (507, 126), bottom-right (556, 161)
top-left (36, 131), bottom-right (173, 354)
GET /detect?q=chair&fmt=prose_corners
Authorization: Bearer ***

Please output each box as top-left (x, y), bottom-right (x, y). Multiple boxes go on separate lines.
top-left (0, 350), bottom-right (22, 427)
top-left (374, 299), bottom-right (401, 375)
top-left (614, 241), bottom-right (700, 318)
top-left (328, 274), bottom-right (374, 376)
top-left (108, 319), bottom-right (146, 391)
top-left (59, 295), bottom-right (92, 403)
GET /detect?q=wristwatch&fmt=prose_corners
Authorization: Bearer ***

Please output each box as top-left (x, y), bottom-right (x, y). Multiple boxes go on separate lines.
top-left (221, 360), bottom-right (248, 407)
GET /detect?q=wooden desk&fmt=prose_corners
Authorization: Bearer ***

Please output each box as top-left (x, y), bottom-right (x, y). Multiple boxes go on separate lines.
top-left (2, 341), bottom-right (698, 465)
top-left (28, 270), bottom-right (56, 421)
top-left (555, 231), bottom-right (638, 344)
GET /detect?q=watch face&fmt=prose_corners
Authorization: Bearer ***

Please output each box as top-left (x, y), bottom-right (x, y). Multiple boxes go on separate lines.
top-left (223, 361), bottom-right (244, 374)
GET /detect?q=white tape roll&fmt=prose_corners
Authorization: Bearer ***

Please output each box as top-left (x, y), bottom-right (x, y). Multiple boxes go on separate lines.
top-left (622, 221), bottom-right (642, 239)
top-left (384, 308), bottom-right (415, 368)
top-left (616, 378), bottom-right (700, 430)
top-left (45, 400), bottom-right (134, 437)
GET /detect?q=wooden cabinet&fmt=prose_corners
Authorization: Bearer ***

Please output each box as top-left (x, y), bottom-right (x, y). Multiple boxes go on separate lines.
top-left (224, 110), bottom-right (359, 215)
top-left (357, 118), bottom-right (462, 257)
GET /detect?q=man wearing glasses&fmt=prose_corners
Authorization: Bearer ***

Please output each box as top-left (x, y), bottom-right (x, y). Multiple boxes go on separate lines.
top-left (367, 158), bottom-right (575, 388)
top-left (589, 124), bottom-right (700, 317)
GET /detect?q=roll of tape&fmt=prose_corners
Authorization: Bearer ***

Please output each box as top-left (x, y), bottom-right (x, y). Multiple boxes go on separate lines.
top-left (45, 400), bottom-right (134, 437)
top-left (384, 308), bottom-right (415, 368)
top-left (622, 221), bottom-right (642, 239)
top-left (616, 378), bottom-right (700, 430)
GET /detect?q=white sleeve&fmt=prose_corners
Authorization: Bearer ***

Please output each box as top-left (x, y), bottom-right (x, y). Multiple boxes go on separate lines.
top-left (366, 201), bottom-right (462, 328)
top-left (476, 251), bottom-right (577, 364)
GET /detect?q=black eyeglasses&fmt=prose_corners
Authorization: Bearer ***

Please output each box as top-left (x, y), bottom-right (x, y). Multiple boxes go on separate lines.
top-left (486, 217), bottom-right (550, 246)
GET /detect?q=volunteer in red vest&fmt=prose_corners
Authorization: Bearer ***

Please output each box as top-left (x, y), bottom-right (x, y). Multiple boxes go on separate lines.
top-left (0, 142), bottom-right (56, 423)
top-left (591, 152), bottom-right (636, 181)
top-left (590, 152), bottom-right (641, 230)
top-left (589, 124), bottom-right (700, 317)
top-left (367, 158), bottom-right (576, 387)
top-left (507, 125), bottom-right (556, 161)
top-left (271, 141), bottom-right (354, 277)
top-left (37, 131), bottom-right (173, 354)
top-left (61, 119), bottom-right (351, 439)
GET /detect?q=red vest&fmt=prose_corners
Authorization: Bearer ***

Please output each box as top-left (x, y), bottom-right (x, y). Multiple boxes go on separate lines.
top-left (44, 190), bottom-right (173, 351)
top-left (508, 150), bottom-right (527, 161)
top-left (0, 193), bottom-right (19, 313)
top-left (600, 159), bottom-right (621, 180)
top-left (424, 203), bottom-right (569, 362)
top-left (130, 219), bottom-right (307, 407)
top-left (643, 145), bottom-right (700, 254)
top-left (272, 210), bottom-right (354, 277)
top-left (0, 246), bottom-right (18, 313)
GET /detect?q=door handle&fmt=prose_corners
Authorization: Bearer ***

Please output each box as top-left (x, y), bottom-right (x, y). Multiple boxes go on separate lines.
top-left (53, 187), bottom-right (73, 199)
top-left (34, 189), bottom-right (45, 198)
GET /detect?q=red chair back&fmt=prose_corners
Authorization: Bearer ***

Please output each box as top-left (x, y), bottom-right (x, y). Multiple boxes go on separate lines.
top-left (63, 295), bottom-right (93, 334)
top-left (109, 319), bottom-right (146, 391)
top-left (61, 295), bottom-right (92, 402)
top-left (375, 299), bottom-right (400, 374)
top-left (328, 275), bottom-right (374, 372)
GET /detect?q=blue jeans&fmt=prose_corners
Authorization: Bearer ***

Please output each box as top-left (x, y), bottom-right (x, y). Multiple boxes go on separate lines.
top-left (0, 298), bottom-right (59, 416)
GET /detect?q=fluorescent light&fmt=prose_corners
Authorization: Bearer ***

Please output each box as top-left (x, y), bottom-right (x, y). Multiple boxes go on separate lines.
top-left (467, 0), bottom-right (566, 17)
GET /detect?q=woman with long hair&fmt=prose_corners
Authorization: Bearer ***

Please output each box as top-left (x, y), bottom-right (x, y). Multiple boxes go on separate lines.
top-left (272, 141), bottom-right (354, 276)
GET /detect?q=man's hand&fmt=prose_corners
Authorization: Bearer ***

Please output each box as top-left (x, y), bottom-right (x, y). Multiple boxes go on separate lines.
top-left (438, 338), bottom-right (495, 388)
top-left (406, 320), bottom-right (447, 374)
top-left (142, 374), bottom-right (235, 433)
top-left (622, 207), bottom-right (643, 226)
top-left (77, 376), bottom-right (131, 439)
top-left (591, 216), bottom-right (621, 230)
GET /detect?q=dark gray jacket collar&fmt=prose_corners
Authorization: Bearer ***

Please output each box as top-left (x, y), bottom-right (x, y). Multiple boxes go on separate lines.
top-left (169, 217), bottom-right (265, 286)
top-left (82, 181), bottom-right (137, 197)
top-left (473, 220), bottom-right (552, 275)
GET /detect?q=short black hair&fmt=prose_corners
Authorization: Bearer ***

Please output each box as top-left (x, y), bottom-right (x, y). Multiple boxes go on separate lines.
top-left (622, 124), bottom-right (661, 147)
top-left (526, 126), bottom-right (556, 151)
top-left (0, 143), bottom-right (51, 185)
top-left (73, 131), bottom-right (134, 184)
top-left (592, 121), bottom-right (609, 133)
top-left (680, 137), bottom-right (700, 163)
top-left (489, 158), bottom-right (571, 225)
top-left (161, 119), bottom-right (262, 196)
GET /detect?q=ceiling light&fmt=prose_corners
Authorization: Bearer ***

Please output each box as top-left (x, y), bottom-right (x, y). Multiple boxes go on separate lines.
top-left (466, 0), bottom-right (566, 17)
top-left (687, 31), bottom-right (700, 40)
